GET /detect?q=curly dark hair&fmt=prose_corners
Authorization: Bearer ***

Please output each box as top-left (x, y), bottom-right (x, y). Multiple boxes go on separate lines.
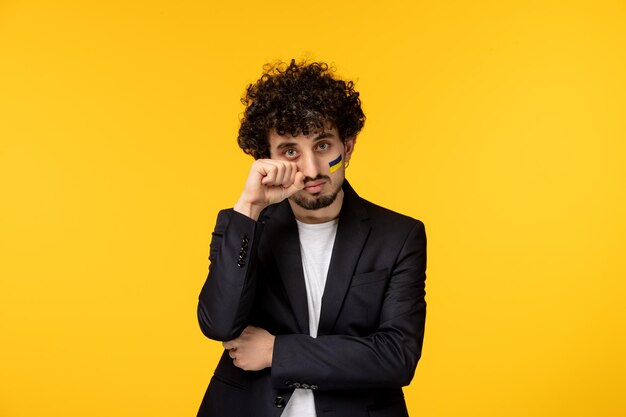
top-left (237, 59), bottom-right (366, 159)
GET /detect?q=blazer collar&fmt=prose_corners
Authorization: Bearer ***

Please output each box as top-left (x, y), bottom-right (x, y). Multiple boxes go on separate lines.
top-left (262, 180), bottom-right (371, 336)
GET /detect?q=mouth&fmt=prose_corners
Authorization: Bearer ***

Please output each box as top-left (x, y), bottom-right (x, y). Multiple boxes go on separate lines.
top-left (303, 180), bottom-right (325, 193)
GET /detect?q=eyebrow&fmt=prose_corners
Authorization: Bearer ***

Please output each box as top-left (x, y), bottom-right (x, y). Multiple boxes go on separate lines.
top-left (275, 132), bottom-right (336, 150)
top-left (314, 131), bottom-right (335, 140)
top-left (276, 142), bottom-right (298, 150)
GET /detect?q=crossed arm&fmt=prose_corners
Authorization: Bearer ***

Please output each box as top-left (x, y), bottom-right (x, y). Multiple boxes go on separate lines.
top-left (198, 210), bottom-right (426, 390)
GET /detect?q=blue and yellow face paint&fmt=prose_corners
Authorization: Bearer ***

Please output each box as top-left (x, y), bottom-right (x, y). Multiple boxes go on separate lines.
top-left (329, 154), bottom-right (343, 173)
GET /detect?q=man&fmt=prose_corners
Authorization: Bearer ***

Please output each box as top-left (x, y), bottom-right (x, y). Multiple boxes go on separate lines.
top-left (197, 60), bottom-right (427, 417)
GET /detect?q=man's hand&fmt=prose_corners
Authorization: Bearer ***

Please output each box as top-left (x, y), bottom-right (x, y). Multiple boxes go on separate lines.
top-left (223, 326), bottom-right (275, 371)
top-left (234, 159), bottom-right (305, 220)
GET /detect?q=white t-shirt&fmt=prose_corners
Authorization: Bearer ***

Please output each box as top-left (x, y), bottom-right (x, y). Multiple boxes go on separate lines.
top-left (280, 218), bottom-right (338, 417)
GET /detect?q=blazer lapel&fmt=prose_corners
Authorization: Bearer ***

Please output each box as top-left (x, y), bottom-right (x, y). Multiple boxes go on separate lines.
top-left (318, 181), bottom-right (371, 336)
top-left (266, 201), bottom-right (310, 335)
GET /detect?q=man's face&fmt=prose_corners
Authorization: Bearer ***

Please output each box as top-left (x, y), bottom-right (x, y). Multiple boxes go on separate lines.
top-left (268, 126), bottom-right (354, 211)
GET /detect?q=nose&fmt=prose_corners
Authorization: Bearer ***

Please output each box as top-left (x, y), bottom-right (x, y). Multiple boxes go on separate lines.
top-left (297, 151), bottom-right (322, 179)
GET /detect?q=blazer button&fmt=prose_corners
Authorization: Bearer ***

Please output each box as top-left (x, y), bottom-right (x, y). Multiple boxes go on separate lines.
top-left (274, 396), bottom-right (286, 408)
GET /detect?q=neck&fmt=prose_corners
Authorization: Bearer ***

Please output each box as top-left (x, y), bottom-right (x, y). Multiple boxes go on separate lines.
top-left (289, 189), bottom-right (344, 224)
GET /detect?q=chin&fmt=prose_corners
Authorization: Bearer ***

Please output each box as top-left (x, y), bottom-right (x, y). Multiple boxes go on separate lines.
top-left (292, 189), bottom-right (340, 211)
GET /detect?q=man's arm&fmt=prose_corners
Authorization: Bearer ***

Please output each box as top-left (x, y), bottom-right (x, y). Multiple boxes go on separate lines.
top-left (197, 160), bottom-right (304, 341)
top-left (197, 209), bottom-right (262, 341)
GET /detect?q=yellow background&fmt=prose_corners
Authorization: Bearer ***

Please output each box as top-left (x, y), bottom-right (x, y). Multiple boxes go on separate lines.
top-left (1, 0), bottom-right (625, 416)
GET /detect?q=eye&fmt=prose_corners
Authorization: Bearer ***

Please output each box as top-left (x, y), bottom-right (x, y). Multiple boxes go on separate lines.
top-left (284, 148), bottom-right (298, 158)
top-left (317, 142), bottom-right (330, 151)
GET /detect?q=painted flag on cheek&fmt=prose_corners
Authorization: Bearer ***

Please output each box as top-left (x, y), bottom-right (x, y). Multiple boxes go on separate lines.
top-left (329, 154), bottom-right (342, 173)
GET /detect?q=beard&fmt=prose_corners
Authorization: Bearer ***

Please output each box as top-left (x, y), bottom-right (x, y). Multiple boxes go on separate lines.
top-left (290, 177), bottom-right (343, 210)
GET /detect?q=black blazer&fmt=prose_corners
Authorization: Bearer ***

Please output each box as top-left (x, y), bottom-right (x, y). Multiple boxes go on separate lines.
top-left (197, 181), bottom-right (427, 417)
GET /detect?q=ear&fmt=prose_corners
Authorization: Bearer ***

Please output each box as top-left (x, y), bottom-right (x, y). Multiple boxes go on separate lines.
top-left (344, 137), bottom-right (356, 163)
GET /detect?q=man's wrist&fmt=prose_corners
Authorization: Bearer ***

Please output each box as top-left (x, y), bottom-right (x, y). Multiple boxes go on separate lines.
top-left (267, 335), bottom-right (275, 368)
top-left (233, 199), bottom-right (265, 221)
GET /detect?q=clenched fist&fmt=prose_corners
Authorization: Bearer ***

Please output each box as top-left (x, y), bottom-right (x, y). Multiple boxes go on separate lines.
top-left (222, 326), bottom-right (275, 371)
top-left (234, 159), bottom-right (305, 220)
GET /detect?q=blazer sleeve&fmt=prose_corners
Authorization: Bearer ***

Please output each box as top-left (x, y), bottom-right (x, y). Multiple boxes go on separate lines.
top-left (271, 220), bottom-right (427, 391)
top-left (197, 209), bottom-right (264, 341)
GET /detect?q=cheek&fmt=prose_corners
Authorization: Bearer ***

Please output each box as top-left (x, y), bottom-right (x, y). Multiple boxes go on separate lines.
top-left (327, 153), bottom-right (344, 174)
